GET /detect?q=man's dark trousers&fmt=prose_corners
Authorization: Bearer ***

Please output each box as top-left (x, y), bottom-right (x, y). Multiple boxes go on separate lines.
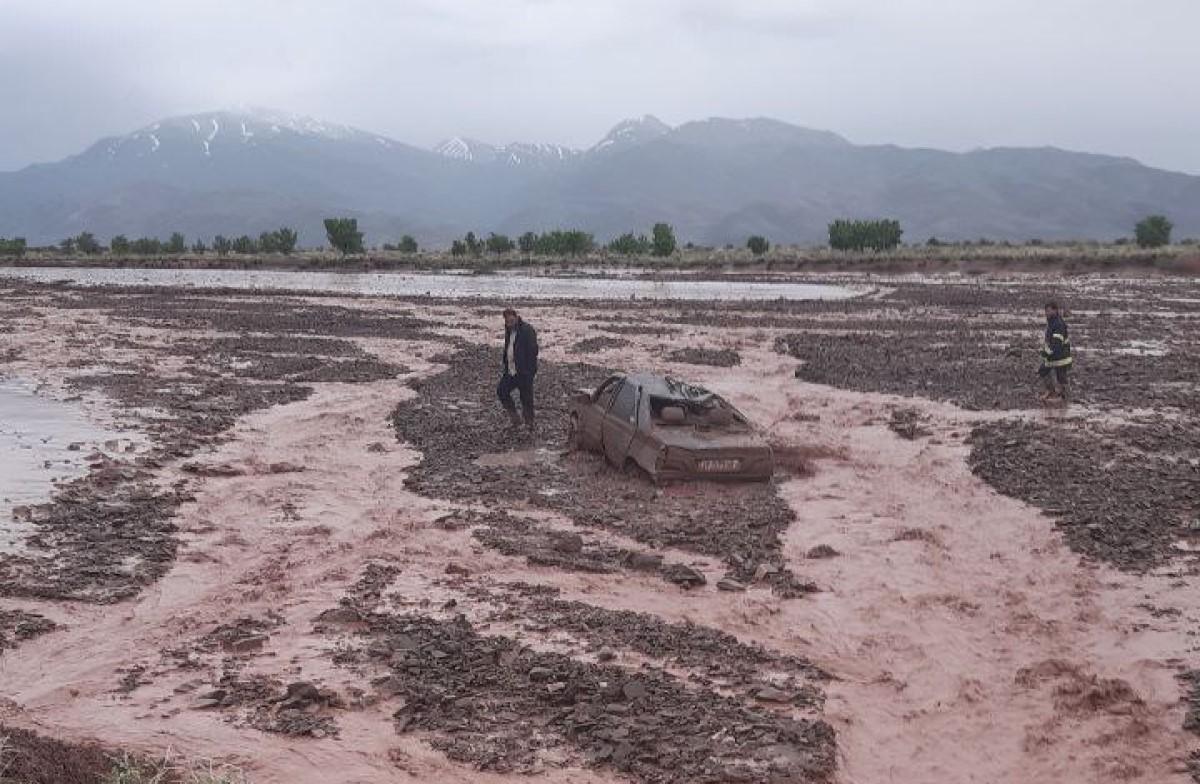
top-left (497, 372), bottom-right (535, 426)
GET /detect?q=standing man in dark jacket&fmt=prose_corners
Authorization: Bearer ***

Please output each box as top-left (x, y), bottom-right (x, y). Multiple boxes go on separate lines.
top-left (497, 307), bottom-right (539, 431)
top-left (1038, 301), bottom-right (1073, 403)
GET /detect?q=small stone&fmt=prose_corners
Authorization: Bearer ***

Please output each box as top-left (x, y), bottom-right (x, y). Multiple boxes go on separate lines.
top-left (190, 698), bottom-right (221, 710)
top-left (622, 680), bottom-right (648, 701)
top-left (753, 686), bottom-right (793, 703)
top-left (222, 634), bottom-right (268, 654)
top-left (663, 563), bottom-right (706, 589)
top-left (528, 667), bottom-right (554, 682)
top-left (316, 607), bottom-right (362, 624)
top-left (717, 577), bottom-right (747, 592)
top-left (626, 551), bottom-right (663, 571)
top-left (550, 532), bottom-right (584, 554)
top-left (752, 563), bottom-right (779, 582)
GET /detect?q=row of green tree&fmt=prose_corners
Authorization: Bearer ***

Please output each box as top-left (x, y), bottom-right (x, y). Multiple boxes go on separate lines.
top-left (828, 219), bottom-right (904, 251)
top-left (0, 214), bottom-right (1180, 259)
top-left (1, 228), bottom-right (301, 257)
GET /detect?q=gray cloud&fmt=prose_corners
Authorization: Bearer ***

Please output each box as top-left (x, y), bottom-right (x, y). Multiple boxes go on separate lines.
top-left (1, 0), bottom-right (1197, 173)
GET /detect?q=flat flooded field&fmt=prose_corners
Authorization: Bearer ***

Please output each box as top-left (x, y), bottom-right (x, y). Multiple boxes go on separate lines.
top-left (0, 265), bottom-right (860, 301)
top-left (1, 273), bottom-right (1198, 783)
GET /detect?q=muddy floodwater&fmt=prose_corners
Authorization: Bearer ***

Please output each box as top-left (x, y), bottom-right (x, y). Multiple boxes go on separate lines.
top-left (0, 380), bottom-right (120, 551)
top-left (0, 274), bottom-right (1199, 783)
top-left (0, 266), bottom-right (859, 301)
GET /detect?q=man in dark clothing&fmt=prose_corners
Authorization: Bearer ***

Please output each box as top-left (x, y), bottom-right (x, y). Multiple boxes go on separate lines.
top-left (1038, 301), bottom-right (1073, 403)
top-left (497, 308), bottom-right (539, 431)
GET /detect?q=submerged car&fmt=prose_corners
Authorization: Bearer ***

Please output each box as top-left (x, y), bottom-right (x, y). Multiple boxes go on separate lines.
top-left (567, 372), bottom-right (774, 482)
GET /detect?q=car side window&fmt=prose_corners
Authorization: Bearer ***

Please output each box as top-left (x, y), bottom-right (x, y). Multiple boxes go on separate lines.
top-left (595, 378), bottom-right (621, 410)
top-left (610, 382), bottom-right (638, 424)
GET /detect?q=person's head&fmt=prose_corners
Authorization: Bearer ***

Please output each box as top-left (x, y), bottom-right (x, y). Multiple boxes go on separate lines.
top-left (1044, 301), bottom-right (1059, 319)
top-left (503, 307), bottom-right (519, 329)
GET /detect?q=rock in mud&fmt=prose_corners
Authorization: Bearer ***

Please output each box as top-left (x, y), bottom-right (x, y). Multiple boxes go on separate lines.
top-left (717, 577), bottom-right (747, 592)
top-left (663, 564), bottom-right (707, 589)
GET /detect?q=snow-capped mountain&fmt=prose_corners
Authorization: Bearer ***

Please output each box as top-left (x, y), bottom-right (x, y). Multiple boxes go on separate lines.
top-left (590, 115), bottom-right (671, 155)
top-left (434, 137), bottom-right (580, 167)
top-left (79, 108), bottom-right (399, 166)
top-left (2, 108), bottom-right (1198, 247)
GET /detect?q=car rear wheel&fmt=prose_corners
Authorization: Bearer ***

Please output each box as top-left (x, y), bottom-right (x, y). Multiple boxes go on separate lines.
top-left (622, 457), bottom-right (653, 484)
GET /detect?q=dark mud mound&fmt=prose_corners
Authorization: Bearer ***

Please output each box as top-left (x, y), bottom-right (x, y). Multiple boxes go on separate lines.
top-left (570, 336), bottom-right (631, 354)
top-left (467, 508), bottom-right (732, 589)
top-left (0, 609), bottom-right (57, 652)
top-left (777, 332), bottom-right (1036, 411)
top-left (2, 471), bottom-right (185, 603)
top-left (509, 592), bottom-right (828, 700)
top-left (195, 335), bottom-right (405, 383)
top-left (391, 345), bottom-right (813, 596)
top-left (778, 331), bottom-right (1200, 412)
top-left (0, 725), bottom-right (115, 784)
top-left (969, 419), bottom-right (1200, 570)
top-left (666, 347), bottom-right (741, 367)
top-left (46, 288), bottom-right (438, 341)
top-left (333, 608), bottom-right (835, 783)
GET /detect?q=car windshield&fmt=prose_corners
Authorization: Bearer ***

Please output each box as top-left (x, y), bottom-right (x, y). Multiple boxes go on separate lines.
top-left (648, 394), bottom-right (747, 429)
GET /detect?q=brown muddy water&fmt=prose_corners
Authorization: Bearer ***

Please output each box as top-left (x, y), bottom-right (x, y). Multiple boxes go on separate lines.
top-left (0, 380), bottom-right (129, 551)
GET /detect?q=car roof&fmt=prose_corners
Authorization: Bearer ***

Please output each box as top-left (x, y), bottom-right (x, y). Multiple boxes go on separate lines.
top-left (611, 372), bottom-right (719, 403)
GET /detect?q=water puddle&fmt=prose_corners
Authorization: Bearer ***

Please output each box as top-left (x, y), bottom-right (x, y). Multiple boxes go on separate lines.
top-left (0, 267), bottom-right (860, 302)
top-left (0, 380), bottom-right (124, 551)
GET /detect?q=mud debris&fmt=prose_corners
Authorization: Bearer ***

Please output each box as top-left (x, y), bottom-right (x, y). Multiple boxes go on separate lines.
top-left (204, 670), bottom-right (341, 738)
top-left (888, 407), bottom-right (932, 440)
top-left (570, 336), bottom-right (632, 354)
top-left (0, 609), bottom-right (57, 652)
top-left (666, 347), bottom-right (742, 367)
top-left (330, 608), bottom-right (834, 782)
top-left (969, 419), bottom-right (1200, 570)
top-left (0, 725), bottom-right (116, 784)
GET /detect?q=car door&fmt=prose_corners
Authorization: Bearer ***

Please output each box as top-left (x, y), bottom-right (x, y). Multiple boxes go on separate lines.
top-left (602, 380), bottom-right (640, 466)
top-left (582, 376), bottom-right (621, 449)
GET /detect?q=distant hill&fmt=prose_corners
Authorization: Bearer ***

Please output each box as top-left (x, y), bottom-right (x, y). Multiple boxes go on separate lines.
top-left (1, 108), bottom-right (1197, 247)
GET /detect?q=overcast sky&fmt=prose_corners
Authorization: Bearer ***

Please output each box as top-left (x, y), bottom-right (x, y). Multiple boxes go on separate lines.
top-left (1, 0), bottom-right (1197, 173)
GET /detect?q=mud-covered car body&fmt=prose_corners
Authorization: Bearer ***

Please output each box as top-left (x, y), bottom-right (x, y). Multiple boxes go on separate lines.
top-left (568, 372), bottom-right (774, 481)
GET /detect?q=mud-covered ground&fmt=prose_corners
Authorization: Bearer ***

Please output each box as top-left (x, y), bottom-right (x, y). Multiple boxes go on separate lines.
top-left (1, 273), bottom-right (1199, 783)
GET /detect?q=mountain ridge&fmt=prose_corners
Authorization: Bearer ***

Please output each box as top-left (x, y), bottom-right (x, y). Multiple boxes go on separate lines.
top-left (1, 108), bottom-right (1197, 246)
